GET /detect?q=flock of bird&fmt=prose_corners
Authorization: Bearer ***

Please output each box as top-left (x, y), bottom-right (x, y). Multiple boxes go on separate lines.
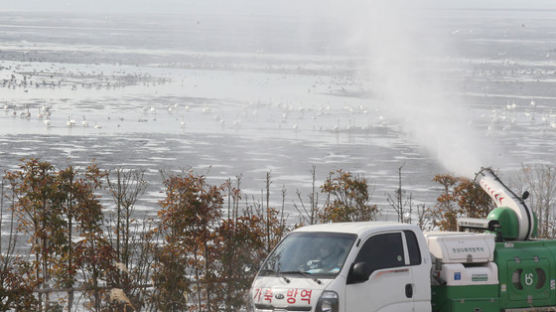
top-left (1, 62), bottom-right (556, 135)
top-left (0, 63), bottom-right (170, 92)
top-left (485, 100), bottom-right (556, 133)
top-left (2, 85), bottom-right (556, 137)
top-left (2, 102), bottom-right (103, 129)
top-left (0, 96), bottom-right (384, 135)
top-left (3, 96), bottom-right (556, 138)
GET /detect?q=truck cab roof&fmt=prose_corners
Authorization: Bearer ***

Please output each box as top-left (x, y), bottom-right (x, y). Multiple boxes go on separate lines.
top-left (293, 221), bottom-right (421, 237)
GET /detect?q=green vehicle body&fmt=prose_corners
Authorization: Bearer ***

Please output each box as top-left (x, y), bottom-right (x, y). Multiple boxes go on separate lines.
top-left (432, 240), bottom-right (556, 311)
top-left (431, 208), bottom-right (556, 311)
top-left (431, 284), bottom-right (499, 312)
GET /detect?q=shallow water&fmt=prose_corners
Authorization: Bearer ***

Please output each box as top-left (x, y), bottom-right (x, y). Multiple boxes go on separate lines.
top-left (0, 9), bottom-right (555, 222)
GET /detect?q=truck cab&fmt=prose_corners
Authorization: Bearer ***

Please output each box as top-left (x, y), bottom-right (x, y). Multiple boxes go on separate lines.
top-left (249, 222), bottom-right (432, 312)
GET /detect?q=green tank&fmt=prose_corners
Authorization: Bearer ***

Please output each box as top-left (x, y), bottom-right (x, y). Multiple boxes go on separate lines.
top-left (495, 240), bottom-right (556, 310)
top-left (431, 240), bottom-right (556, 312)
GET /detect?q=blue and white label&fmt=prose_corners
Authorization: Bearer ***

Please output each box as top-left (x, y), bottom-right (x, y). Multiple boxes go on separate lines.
top-left (454, 272), bottom-right (461, 281)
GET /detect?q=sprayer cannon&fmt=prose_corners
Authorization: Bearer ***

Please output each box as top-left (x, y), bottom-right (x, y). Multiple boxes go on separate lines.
top-left (457, 167), bottom-right (536, 241)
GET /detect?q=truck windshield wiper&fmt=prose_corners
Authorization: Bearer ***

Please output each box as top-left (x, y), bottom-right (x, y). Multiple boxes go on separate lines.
top-left (278, 271), bottom-right (291, 283)
top-left (279, 271), bottom-right (322, 285)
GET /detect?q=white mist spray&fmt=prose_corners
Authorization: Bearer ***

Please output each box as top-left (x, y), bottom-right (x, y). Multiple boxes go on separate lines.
top-left (342, 0), bottom-right (506, 177)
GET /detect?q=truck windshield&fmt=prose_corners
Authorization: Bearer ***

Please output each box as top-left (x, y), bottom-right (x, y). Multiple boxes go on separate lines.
top-left (259, 232), bottom-right (357, 278)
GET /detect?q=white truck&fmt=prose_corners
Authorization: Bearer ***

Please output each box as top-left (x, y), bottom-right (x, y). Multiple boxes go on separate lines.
top-left (249, 222), bottom-right (433, 312)
top-left (248, 168), bottom-right (556, 312)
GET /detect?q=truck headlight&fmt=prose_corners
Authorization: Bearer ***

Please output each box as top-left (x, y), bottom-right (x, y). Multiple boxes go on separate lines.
top-left (315, 291), bottom-right (339, 312)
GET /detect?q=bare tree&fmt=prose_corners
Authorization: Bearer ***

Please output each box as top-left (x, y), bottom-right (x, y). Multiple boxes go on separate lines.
top-left (107, 168), bottom-right (148, 268)
top-left (387, 165), bottom-right (414, 223)
top-left (293, 166), bottom-right (320, 225)
top-left (515, 165), bottom-right (556, 238)
top-left (106, 168), bottom-right (153, 311)
top-left (415, 204), bottom-right (435, 231)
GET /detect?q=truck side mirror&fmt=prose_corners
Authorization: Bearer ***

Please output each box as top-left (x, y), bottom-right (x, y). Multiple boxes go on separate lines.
top-left (347, 262), bottom-right (371, 284)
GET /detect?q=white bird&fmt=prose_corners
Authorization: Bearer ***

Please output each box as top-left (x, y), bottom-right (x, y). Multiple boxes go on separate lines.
top-left (43, 119), bottom-right (51, 127)
top-left (67, 116), bottom-right (76, 127)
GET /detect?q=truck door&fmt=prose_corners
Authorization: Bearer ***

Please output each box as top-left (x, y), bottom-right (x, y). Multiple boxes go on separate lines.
top-left (345, 232), bottom-right (415, 312)
top-left (404, 230), bottom-right (431, 312)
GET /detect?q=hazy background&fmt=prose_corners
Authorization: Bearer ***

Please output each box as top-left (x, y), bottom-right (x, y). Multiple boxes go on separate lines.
top-left (3, 0), bottom-right (556, 15)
